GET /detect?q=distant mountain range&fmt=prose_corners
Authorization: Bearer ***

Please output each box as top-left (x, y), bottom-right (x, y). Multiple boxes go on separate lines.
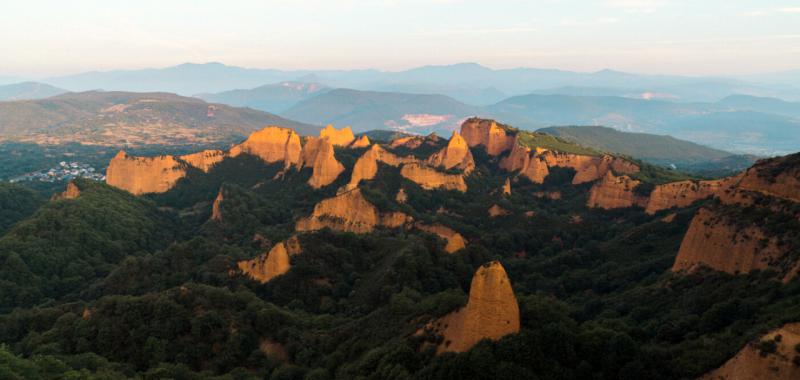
top-left (38, 62), bottom-right (800, 105)
top-left (0, 82), bottom-right (67, 101)
top-left (538, 126), bottom-right (757, 175)
top-left (198, 81), bottom-right (330, 114)
top-left (0, 91), bottom-right (319, 146)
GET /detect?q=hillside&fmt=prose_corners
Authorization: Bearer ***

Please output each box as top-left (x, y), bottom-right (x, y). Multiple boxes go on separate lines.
top-left (718, 94), bottom-right (800, 118)
top-left (0, 118), bottom-right (798, 379)
top-left (0, 81), bottom-right (67, 101)
top-left (281, 88), bottom-right (482, 133)
top-left (538, 125), bottom-right (757, 172)
top-left (0, 91), bottom-right (319, 146)
top-left (488, 93), bottom-right (800, 155)
top-left (198, 81), bottom-right (330, 113)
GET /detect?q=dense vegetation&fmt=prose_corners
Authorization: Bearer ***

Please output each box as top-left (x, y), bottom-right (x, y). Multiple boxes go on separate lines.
top-left (0, 143), bottom-right (797, 379)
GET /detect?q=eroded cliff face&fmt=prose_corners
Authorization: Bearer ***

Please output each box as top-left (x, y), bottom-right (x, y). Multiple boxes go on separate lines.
top-left (672, 207), bottom-right (782, 276)
top-left (426, 131), bottom-right (475, 174)
top-left (229, 126), bottom-right (302, 167)
top-left (347, 144), bottom-right (417, 190)
top-left (502, 178), bottom-right (511, 196)
top-left (51, 181), bottom-right (81, 201)
top-left (237, 242), bottom-right (291, 283)
top-left (499, 141), bottom-right (550, 183)
top-left (587, 172), bottom-right (648, 209)
top-left (106, 151), bottom-right (187, 195)
top-left (389, 133), bottom-right (441, 150)
top-left (179, 150), bottom-right (225, 172)
top-left (460, 118), bottom-right (515, 156)
top-left (735, 155), bottom-right (800, 202)
top-left (319, 125), bottom-right (355, 147)
top-left (350, 135), bottom-right (371, 148)
top-left (400, 163), bottom-right (467, 192)
top-left (644, 177), bottom-right (739, 214)
top-left (423, 261), bottom-right (520, 353)
top-left (295, 188), bottom-right (412, 233)
top-left (543, 152), bottom-right (639, 184)
top-left (210, 188), bottom-right (224, 221)
top-left (702, 323), bottom-right (800, 380)
top-left (416, 223), bottom-right (467, 253)
top-left (302, 137), bottom-right (345, 189)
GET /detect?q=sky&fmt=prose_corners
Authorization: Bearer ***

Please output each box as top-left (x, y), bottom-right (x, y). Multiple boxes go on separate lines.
top-left (1, 0), bottom-right (799, 77)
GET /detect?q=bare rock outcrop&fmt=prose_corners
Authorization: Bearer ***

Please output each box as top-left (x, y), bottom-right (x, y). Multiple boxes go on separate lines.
top-left (416, 223), bottom-right (467, 253)
top-left (237, 242), bottom-right (291, 283)
top-left (460, 118), bottom-right (515, 156)
top-left (499, 141), bottom-right (550, 183)
top-left (502, 178), bottom-right (511, 196)
top-left (179, 149), bottom-right (225, 172)
top-left (488, 204), bottom-right (510, 217)
top-left (426, 131), bottom-right (475, 174)
top-left (319, 125), bottom-right (355, 147)
top-left (106, 151), bottom-right (187, 195)
top-left (347, 144), bottom-right (417, 190)
top-left (229, 126), bottom-right (302, 168)
top-left (645, 177), bottom-right (739, 214)
top-left (543, 152), bottom-right (639, 184)
top-left (210, 188), bottom-right (224, 221)
top-left (51, 181), bottom-right (81, 201)
top-left (702, 323), bottom-right (800, 380)
top-left (295, 188), bottom-right (412, 233)
top-left (587, 172), bottom-right (648, 209)
top-left (350, 135), bottom-right (371, 148)
top-left (400, 163), bottom-right (467, 192)
top-left (422, 261), bottom-right (520, 353)
top-left (672, 207), bottom-right (782, 277)
top-left (389, 133), bottom-right (441, 150)
top-left (302, 137), bottom-right (345, 189)
top-left (396, 188), bottom-right (408, 203)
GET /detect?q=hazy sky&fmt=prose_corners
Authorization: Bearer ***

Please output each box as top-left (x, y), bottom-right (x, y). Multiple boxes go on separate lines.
top-left (1, 0), bottom-right (799, 77)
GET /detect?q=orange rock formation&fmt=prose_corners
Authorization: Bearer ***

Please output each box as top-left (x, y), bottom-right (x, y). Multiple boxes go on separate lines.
top-left (229, 126), bottom-right (302, 168)
top-left (502, 178), bottom-right (511, 196)
top-left (295, 189), bottom-right (412, 233)
top-left (499, 141), bottom-right (550, 183)
top-left (672, 207), bottom-right (782, 276)
top-left (350, 135), bottom-right (371, 148)
top-left (426, 131), bottom-right (475, 174)
top-left (400, 163), bottom-right (467, 192)
top-left (424, 261), bottom-right (520, 353)
top-left (347, 144), bottom-right (417, 190)
top-left (237, 242), bottom-right (291, 283)
top-left (488, 204), bottom-right (510, 217)
top-left (51, 181), bottom-right (81, 201)
top-left (644, 177), bottom-right (739, 214)
top-left (106, 151), bottom-right (187, 195)
top-left (210, 188), bottom-right (224, 221)
top-left (303, 137), bottom-right (345, 189)
top-left (702, 323), bottom-right (800, 380)
top-left (319, 125), bottom-right (355, 147)
top-left (179, 149), bottom-right (225, 172)
top-left (460, 118), bottom-right (516, 156)
top-left (416, 223), bottom-right (467, 253)
top-left (542, 152), bottom-right (639, 184)
top-left (587, 172), bottom-right (648, 209)
top-left (396, 188), bottom-right (408, 203)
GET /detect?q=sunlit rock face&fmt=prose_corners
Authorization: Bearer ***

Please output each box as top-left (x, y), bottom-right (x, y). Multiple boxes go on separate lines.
top-left (400, 163), bottom-right (467, 192)
top-left (302, 137), bottom-right (345, 189)
top-left (319, 124), bottom-right (355, 147)
top-left (346, 144), bottom-right (417, 190)
top-left (237, 242), bottom-right (291, 283)
top-left (673, 153), bottom-right (800, 282)
top-left (210, 188), bottom-right (224, 221)
top-left (702, 323), bottom-right (800, 380)
top-left (459, 118), bottom-right (515, 156)
top-left (422, 261), bottom-right (520, 354)
top-left (644, 177), bottom-right (740, 214)
top-left (51, 181), bottom-right (81, 201)
top-left (499, 141), bottom-right (550, 183)
top-left (229, 126), bottom-right (302, 168)
top-left (350, 135), bottom-right (371, 148)
top-left (106, 151), bottom-right (187, 195)
top-left (179, 149), bottom-right (225, 172)
top-left (587, 172), bottom-right (648, 209)
top-left (426, 131), bottom-right (475, 174)
top-left (542, 151), bottom-right (639, 185)
top-left (416, 223), bottom-right (467, 253)
top-left (295, 188), bottom-right (412, 234)
top-left (502, 178), bottom-right (511, 196)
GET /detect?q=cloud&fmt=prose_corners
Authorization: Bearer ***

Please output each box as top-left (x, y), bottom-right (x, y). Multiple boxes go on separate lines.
top-left (741, 7), bottom-right (800, 17)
